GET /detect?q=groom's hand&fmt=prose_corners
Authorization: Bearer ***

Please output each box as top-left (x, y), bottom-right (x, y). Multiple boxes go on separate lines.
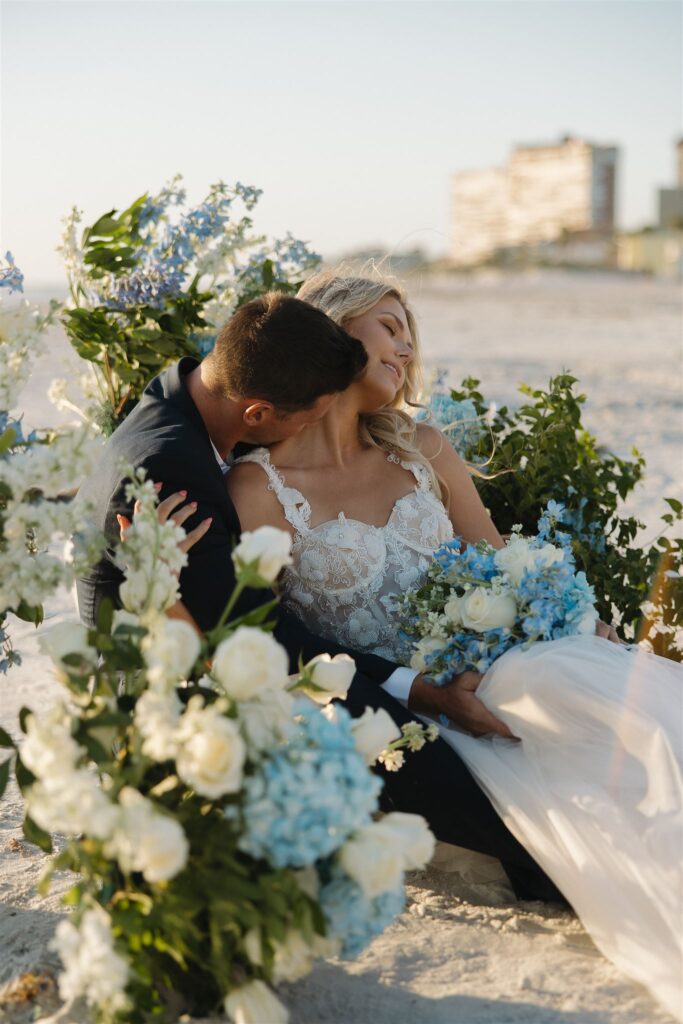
top-left (408, 672), bottom-right (516, 739)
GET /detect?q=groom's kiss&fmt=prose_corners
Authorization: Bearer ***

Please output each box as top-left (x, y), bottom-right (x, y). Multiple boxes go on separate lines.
top-left (77, 290), bottom-right (563, 903)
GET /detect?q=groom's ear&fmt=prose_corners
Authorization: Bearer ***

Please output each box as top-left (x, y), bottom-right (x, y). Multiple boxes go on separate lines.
top-left (242, 400), bottom-right (276, 427)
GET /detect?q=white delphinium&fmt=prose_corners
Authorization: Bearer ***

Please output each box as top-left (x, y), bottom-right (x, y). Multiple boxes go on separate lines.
top-left (0, 423), bottom-right (102, 498)
top-left (38, 621), bottom-right (98, 681)
top-left (106, 787), bottom-right (189, 883)
top-left (21, 706), bottom-right (82, 779)
top-left (116, 472), bottom-right (187, 615)
top-left (232, 525), bottom-right (293, 583)
top-left (211, 626), bottom-right (289, 700)
top-left (141, 615), bottom-right (201, 689)
top-left (175, 695), bottom-right (246, 799)
top-left (133, 688), bottom-right (182, 761)
top-left (224, 980), bottom-right (289, 1024)
top-left (376, 748), bottom-right (405, 772)
top-left (51, 905), bottom-right (130, 1015)
top-left (28, 767), bottom-right (118, 839)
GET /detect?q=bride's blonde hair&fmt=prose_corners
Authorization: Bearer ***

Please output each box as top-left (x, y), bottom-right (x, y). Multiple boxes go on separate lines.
top-left (297, 265), bottom-right (445, 499)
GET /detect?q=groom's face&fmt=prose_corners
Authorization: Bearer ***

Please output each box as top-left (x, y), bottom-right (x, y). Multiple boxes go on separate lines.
top-left (241, 392), bottom-right (337, 443)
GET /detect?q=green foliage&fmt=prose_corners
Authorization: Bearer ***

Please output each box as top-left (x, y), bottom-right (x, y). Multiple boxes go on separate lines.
top-left (449, 374), bottom-right (682, 657)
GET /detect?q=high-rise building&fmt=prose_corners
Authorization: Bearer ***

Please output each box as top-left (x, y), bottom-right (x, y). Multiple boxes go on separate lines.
top-left (657, 138), bottom-right (683, 229)
top-left (450, 136), bottom-right (618, 266)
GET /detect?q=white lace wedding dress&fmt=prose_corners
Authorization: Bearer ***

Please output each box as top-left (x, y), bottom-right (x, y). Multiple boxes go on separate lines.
top-left (238, 447), bottom-right (683, 1021)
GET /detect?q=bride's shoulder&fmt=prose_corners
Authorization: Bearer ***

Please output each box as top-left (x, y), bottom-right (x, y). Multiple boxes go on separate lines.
top-left (414, 421), bottom-right (466, 471)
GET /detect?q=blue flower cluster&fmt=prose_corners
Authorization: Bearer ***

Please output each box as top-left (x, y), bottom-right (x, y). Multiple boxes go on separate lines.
top-left (318, 863), bottom-right (406, 958)
top-left (237, 233), bottom-right (321, 292)
top-left (415, 392), bottom-right (485, 454)
top-left (399, 502), bottom-right (598, 683)
top-left (238, 700), bottom-right (381, 868)
top-left (0, 251), bottom-right (24, 294)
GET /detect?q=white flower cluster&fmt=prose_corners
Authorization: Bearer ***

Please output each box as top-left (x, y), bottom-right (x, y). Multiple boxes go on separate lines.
top-left (0, 298), bottom-right (46, 413)
top-left (115, 472), bottom-right (187, 615)
top-left (51, 905), bottom-right (130, 1015)
top-left (232, 525), bottom-right (293, 584)
top-left (0, 428), bottom-right (104, 617)
top-left (339, 812), bottom-right (435, 900)
top-left (22, 685), bottom-right (189, 883)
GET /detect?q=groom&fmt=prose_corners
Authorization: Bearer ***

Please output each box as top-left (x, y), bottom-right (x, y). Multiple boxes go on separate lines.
top-left (77, 291), bottom-right (564, 903)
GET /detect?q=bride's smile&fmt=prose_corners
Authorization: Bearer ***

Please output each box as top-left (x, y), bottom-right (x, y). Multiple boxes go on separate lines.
top-left (343, 295), bottom-right (414, 411)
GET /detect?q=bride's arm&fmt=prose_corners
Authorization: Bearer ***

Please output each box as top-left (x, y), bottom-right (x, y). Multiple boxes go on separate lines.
top-left (226, 462), bottom-right (294, 534)
top-left (416, 423), bottom-right (504, 548)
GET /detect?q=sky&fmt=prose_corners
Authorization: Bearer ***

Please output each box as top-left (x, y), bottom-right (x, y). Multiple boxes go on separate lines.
top-left (1, 0), bottom-right (681, 285)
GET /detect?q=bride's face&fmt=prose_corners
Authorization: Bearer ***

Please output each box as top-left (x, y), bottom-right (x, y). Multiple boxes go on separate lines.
top-left (343, 296), bottom-right (414, 411)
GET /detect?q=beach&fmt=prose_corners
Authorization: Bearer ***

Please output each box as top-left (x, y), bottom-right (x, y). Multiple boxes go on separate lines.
top-left (1, 269), bottom-right (681, 1023)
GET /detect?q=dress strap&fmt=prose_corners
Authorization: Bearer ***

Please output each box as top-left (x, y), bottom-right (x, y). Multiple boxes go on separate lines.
top-left (234, 448), bottom-right (311, 535)
top-left (386, 450), bottom-right (433, 492)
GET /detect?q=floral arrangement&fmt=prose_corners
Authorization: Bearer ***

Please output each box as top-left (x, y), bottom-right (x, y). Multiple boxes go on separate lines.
top-left (58, 177), bottom-right (321, 433)
top-left (0, 253), bottom-right (103, 672)
top-left (415, 374), bottom-right (683, 660)
top-left (395, 503), bottom-right (598, 683)
top-left (0, 477), bottom-right (436, 1023)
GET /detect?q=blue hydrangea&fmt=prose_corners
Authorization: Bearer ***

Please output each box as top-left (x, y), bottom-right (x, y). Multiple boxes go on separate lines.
top-left (415, 393), bottom-right (485, 454)
top-left (319, 864), bottom-right (406, 958)
top-left (0, 251), bottom-right (24, 294)
top-left (238, 700), bottom-right (381, 868)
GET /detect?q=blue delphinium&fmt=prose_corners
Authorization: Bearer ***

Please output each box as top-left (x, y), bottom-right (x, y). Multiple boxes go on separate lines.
top-left (238, 699), bottom-right (381, 868)
top-left (318, 863), bottom-right (406, 958)
top-left (0, 251), bottom-right (24, 294)
top-left (415, 392), bottom-right (485, 454)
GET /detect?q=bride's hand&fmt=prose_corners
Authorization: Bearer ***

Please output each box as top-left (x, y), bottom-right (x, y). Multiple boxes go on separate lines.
top-left (408, 671), bottom-right (516, 740)
top-left (595, 619), bottom-right (621, 644)
top-left (116, 487), bottom-right (212, 558)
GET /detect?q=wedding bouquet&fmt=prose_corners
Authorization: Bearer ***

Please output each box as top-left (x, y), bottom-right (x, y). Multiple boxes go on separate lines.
top-left (395, 502), bottom-right (598, 684)
top-left (0, 475), bottom-right (436, 1023)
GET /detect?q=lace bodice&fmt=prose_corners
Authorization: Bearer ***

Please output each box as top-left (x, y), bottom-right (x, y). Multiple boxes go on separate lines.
top-left (235, 447), bottom-right (454, 659)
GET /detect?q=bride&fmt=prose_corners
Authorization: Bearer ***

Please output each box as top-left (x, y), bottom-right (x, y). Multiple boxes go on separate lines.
top-left (222, 269), bottom-right (683, 1021)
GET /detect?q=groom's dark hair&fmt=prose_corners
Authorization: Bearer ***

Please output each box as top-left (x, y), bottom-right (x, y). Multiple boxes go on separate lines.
top-left (203, 292), bottom-right (368, 411)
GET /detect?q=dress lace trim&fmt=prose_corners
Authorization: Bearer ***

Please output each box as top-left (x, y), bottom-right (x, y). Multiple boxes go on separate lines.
top-left (234, 446), bottom-right (453, 658)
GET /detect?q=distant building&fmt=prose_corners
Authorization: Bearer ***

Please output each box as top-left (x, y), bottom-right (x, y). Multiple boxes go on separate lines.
top-left (450, 135), bottom-right (618, 266)
top-left (617, 139), bottom-right (683, 279)
top-left (657, 138), bottom-right (683, 229)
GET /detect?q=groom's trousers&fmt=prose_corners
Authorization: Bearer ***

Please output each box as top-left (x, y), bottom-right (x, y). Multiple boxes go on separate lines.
top-left (341, 675), bottom-right (567, 905)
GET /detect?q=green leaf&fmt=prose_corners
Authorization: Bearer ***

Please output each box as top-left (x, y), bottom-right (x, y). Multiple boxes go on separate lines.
top-left (18, 707), bottom-right (32, 734)
top-left (0, 426), bottom-right (17, 454)
top-left (13, 601), bottom-right (44, 626)
top-left (23, 814), bottom-right (53, 854)
top-left (96, 597), bottom-right (114, 636)
top-left (14, 755), bottom-right (36, 793)
top-left (0, 726), bottom-right (16, 749)
top-left (0, 758), bottom-right (11, 800)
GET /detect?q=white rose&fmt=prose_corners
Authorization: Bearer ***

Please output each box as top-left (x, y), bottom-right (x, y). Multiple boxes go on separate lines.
top-left (28, 768), bottom-right (118, 839)
top-left (38, 621), bottom-right (96, 678)
top-left (236, 687), bottom-right (295, 754)
top-left (444, 595), bottom-right (463, 626)
top-left (108, 788), bottom-right (189, 883)
top-left (232, 526), bottom-right (293, 583)
top-left (494, 537), bottom-right (534, 587)
top-left (373, 812), bottom-right (436, 870)
top-left (351, 707), bottom-right (400, 765)
top-left (175, 696), bottom-right (246, 798)
top-left (409, 636), bottom-right (443, 673)
top-left (534, 542), bottom-right (565, 570)
top-left (460, 587), bottom-right (517, 632)
top-left (302, 652), bottom-right (356, 704)
top-left (225, 980), bottom-right (289, 1024)
top-left (142, 617), bottom-right (201, 689)
top-left (339, 823), bottom-right (405, 898)
top-left (212, 627), bottom-right (289, 700)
